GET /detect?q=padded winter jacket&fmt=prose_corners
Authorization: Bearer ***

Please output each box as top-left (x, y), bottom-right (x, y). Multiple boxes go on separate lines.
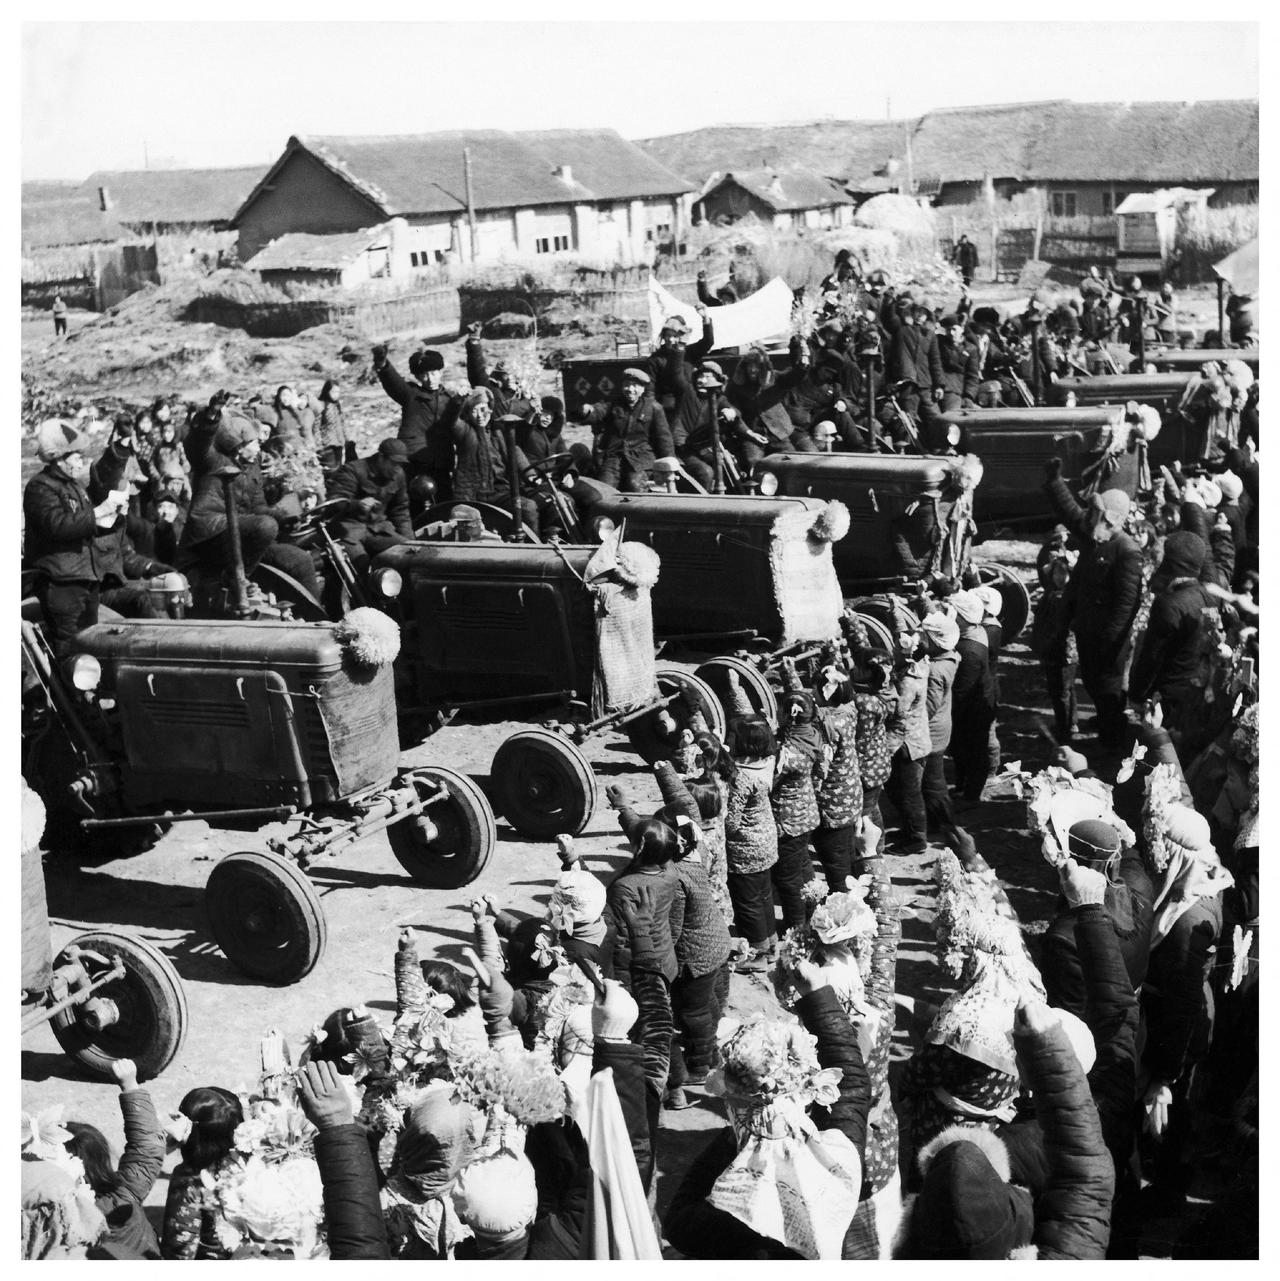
top-left (1016, 1020), bottom-right (1115, 1259)
top-left (670, 857), bottom-right (732, 978)
top-left (312, 1123), bottom-right (390, 1258)
top-left (90, 1088), bottom-right (165, 1259)
top-left (583, 394), bottom-right (674, 472)
top-left (23, 465), bottom-right (100, 582)
top-left (376, 360), bottom-right (461, 473)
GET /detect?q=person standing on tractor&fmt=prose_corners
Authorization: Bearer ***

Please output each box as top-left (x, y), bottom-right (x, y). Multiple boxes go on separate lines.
top-left (648, 304), bottom-right (715, 423)
top-left (371, 343), bottom-right (461, 500)
top-left (24, 420), bottom-right (126, 655)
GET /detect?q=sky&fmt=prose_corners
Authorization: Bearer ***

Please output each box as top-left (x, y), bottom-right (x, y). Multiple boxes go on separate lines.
top-left (20, 15), bottom-right (1263, 181)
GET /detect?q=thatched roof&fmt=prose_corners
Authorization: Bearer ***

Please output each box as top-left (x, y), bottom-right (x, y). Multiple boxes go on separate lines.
top-left (516, 129), bottom-right (695, 200)
top-left (639, 120), bottom-right (904, 188)
top-left (76, 166), bottom-right (267, 225)
top-left (22, 195), bottom-right (125, 249)
top-left (245, 226), bottom-right (390, 273)
top-left (705, 166), bottom-right (855, 213)
top-left (638, 99), bottom-right (1258, 192)
top-left (1025, 100), bottom-right (1258, 183)
top-left (237, 130), bottom-right (692, 227)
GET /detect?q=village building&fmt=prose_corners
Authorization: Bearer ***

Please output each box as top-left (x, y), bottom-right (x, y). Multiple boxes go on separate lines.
top-left (242, 222), bottom-right (401, 291)
top-left (696, 166), bottom-right (856, 230)
top-left (641, 99), bottom-right (1258, 214)
top-left (231, 130), bottom-right (697, 269)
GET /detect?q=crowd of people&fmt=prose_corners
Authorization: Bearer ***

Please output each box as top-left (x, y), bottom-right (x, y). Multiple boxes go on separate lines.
top-left (22, 251), bottom-right (1259, 1260)
top-left (22, 546), bottom-right (1259, 1257)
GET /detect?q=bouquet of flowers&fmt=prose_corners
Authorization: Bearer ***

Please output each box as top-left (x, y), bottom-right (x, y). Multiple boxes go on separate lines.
top-left (450, 1046), bottom-right (568, 1129)
top-left (707, 1014), bottom-right (843, 1108)
top-left (1142, 761), bottom-right (1186, 874)
top-left (214, 1154), bottom-right (327, 1259)
top-left (1021, 767), bottom-right (1135, 867)
top-left (388, 994), bottom-right (455, 1087)
top-left (809, 888), bottom-right (876, 947)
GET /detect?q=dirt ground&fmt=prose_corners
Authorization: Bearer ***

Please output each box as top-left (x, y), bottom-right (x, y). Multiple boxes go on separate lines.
top-left (19, 281), bottom-right (1230, 1256)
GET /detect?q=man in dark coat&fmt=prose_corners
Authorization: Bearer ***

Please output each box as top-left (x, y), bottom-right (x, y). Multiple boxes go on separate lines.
top-left (647, 306), bottom-right (715, 422)
top-left (24, 420), bottom-right (128, 654)
top-left (934, 314), bottom-right (981, 410)
top-left (953, 235), bottom-right (979, 286)
top-left (371, 343), bottom-right (461, 494)
top-left (1044, 466), bottom-right (1144, 748)
top-left (581, 368), bottom-right (674, 492)
top-left (327, 439), bottom-right (414, 572)
top-left (1128, 530), bottom-right (1215, 755)
top-left (178, 415), bottom-right (321, 598)
top-left (448, 394), bottom-right (538, 529)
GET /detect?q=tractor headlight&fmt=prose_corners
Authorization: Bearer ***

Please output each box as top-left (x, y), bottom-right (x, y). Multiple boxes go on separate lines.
top-left (591, 516), bottom-right (616, 542)
top-left (758, 471), bottom-right (779, 496)
top-left (67, 654), bottom-right (101, 692)
top-left (372, 568), bottom-right (403, 599)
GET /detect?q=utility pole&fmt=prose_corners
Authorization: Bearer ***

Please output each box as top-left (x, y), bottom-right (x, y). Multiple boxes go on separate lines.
top-left (143, 139), bottom-right (149, 170)
top-left (463, 148), bottom-right (480, 264)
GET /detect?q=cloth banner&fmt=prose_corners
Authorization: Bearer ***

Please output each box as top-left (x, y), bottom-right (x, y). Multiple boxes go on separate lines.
top-left (1212, 238), bottom-right (1258, 297)
top-left (579, 1068), bottom-right (662, 1260)
top-left (649, 276), bottom-right (794, 351)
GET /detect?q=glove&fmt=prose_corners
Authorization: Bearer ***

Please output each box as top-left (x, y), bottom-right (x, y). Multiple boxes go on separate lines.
top-left (1060, 857), bottom-right (1107, 907)
top-left (209, 389), bottom-right (232, 411)
top-left (1143, 1081), bottom-right (1174, 1139)
top-left (592, 979), bottom-right (639, 1042)
top-left (371, 344), bottom-right (388, 367)
top-left (1045, 457), bottom-right (1063, 480)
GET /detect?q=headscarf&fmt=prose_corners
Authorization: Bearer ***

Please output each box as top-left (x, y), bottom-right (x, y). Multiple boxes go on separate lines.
top-left (705, 1015), bottom-right (860, 1259)
top-left (381, 1084), bottom-right (479, 1258)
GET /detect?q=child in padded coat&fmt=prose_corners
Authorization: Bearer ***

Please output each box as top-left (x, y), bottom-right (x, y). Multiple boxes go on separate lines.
top-left (722, 711), bottom-right (779, 972)
top-left (63, 1058), bottom-right (165, 1259)
top-left (814, 663), bottom-right (864, 893)
top-left (770, 678), bottom-right (828, 936)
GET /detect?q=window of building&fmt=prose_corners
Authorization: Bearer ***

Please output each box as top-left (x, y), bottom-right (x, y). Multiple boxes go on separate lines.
top-left (409, 252), bottom-right (420, 267)
top-left (535, 237), bottom-right (550, 254)
top-left (554, 234), bottom-right (570, 252)
top-left (536, 234), bottom-right (572, 254)
top-left (1049, 190), bottom-right (1078, 218)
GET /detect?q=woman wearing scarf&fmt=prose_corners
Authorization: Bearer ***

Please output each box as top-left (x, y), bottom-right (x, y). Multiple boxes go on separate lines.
top-left (663, 957), bottom-right (871, 1259)
top-left (947, 591), bottom-right (996, 805)
top-left (1137, 767), bottom-right (1232, 1215)
top-left (813, 664), bottom-right (864, 894)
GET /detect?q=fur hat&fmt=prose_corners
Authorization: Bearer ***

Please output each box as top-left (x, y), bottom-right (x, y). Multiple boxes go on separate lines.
top-left (695, 360), bottom-right (727, 387)
top-left (1159, 531), bottom-right (1207, 579)
top-left (903, 1130), bottom-right (1034, 1259)
top-left (1215, 470), bottom-right (1243, 502)
top-left (1092, 489), bottom-right (1130, 525)
top-left (461, 388), bottom-right (493, 419)
top-left (973, 585), bottom-right (1002, 619)
top-left (378, 438), bottom-right (409, 463)
top-left (1192, 476), bottom-right (1223, 509)
top-left (213, 415), bottom-right (257, 458)
top-left (660, 315), bottom-right (691, 337)
top-left (452, 1148), bottom-right (538, 1239)
top-left (410, 350), bottom-right (445, 377)
top-left (921, 611), bottom-right (960, 652)
top-left (36, 419), bottom-right (90, 463)
top-left (951, 590), bottom-right (985, 626)
top-left (539, 395), bottom-right (564, 417)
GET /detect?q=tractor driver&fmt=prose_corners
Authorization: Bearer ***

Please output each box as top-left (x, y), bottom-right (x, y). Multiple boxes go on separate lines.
top-left (327, 439), bottom-right (414, 574)
top-left (178, 414), bottom-right (323, 601)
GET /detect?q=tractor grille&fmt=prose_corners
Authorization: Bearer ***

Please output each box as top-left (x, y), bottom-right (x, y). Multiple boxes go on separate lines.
top-left (143, 698), bottom-right (251, 729)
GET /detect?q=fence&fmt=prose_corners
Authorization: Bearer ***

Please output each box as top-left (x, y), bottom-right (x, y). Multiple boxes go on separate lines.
top-left (458, 273), bottom-right (702, 334)
top-left (187, 285), bottom-right (460, 339)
